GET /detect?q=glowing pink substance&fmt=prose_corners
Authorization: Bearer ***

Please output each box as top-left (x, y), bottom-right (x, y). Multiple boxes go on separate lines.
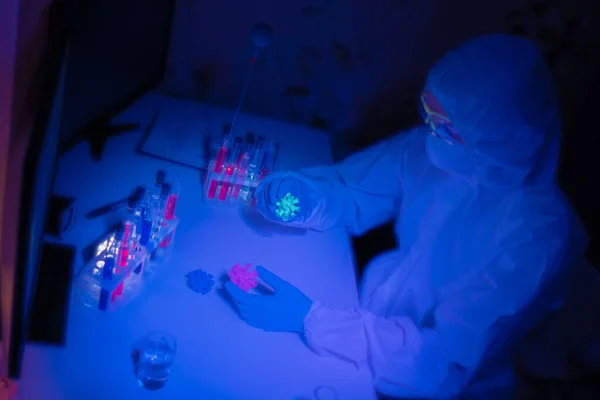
top-left (207, 180), bottom-right (219, 198)
top-left (214, 146), bottom-right (228, 173)
top-left (164, 194), bottom-right (178, 220)
top-left (119, 223), bottom-right (132, 267)
top-left (228, 263), bottom-right (258, 292)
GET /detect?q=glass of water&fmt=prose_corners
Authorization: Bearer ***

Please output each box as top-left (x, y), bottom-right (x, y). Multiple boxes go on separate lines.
top-left (135, 331), bottom-right (177, 390)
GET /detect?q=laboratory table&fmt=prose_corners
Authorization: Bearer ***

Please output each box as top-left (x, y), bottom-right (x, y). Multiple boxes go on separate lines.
top-left (14, 94), bottom-right (376, 400)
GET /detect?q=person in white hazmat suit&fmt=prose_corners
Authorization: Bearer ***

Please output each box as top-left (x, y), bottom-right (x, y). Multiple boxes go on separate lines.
top-left (224, 34), bottom-right (598, 398)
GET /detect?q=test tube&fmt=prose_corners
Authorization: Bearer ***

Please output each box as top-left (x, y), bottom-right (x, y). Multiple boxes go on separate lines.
top-left (238, 146), bottom-right (250, 175)
top-left (136, 204), bottom-right (152, 275)
top-left (159, 183), bottom-right (176, 247)
top-left (150, 185), bottom-right (167, 234)
top-left (219, 139), bottom-right (243, 200)
top-left (163, 182), bottom-right (180, 220)
top-left (231, 177), bottom-right (242, 198)
top-left (228, 138), bottom-right (244, 175)
top-left (207, 179), bottom-right (219, 199)
top-left (98, 248), bottom-right (115, 311)
top-left (119, 221), bottom-right (133, 267)
top-left (229, 140), bottom-right (244, 198)
top-left (214, 135), bottom-right (230, 173)
top-left (232, 143), bottom-right (250, 198)
top-left (248, 141), bottom-right (265, 179)
top-left (154, 170), bottom-right (167, 192)
top-left (217, 181), bottom-right (229, 201)
top-left (246, 141), bottom-right (265, 201)
top-left (260, 141), bottom-right (276, 178)
top-left (139, 204), bottom-right (152, 246)
top-left (158, 183), bottom-right (172, 226)
top-left (207, 136), bottom-right (230, 199)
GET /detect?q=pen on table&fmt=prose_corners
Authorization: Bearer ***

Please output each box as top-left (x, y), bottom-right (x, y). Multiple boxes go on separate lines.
top-left (85, 186), bottom-right (146, 219)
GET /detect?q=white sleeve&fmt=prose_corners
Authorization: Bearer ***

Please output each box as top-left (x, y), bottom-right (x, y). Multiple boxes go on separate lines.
top-left (303, 209), bottom-right (573, 398)
top-left (279, 131), bottom-right (414, 235)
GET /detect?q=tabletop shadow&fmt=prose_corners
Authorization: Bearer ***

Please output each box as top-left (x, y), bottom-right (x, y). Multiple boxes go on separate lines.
top-left (238, 206), bottom-right (307, 237)
top-left (216, 272), bottom-right (274, 313)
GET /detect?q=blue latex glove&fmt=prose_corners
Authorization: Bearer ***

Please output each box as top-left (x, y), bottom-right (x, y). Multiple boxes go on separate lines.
top-left (224, 266), bottom-right (313, 333)
top-left (255, 173), bottom-right (314, 224)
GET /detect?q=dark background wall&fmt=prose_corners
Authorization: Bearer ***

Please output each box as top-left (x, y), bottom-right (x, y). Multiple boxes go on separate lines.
top-left (164, 0), bottom-right (531, 146)
top-left (161, 0), bottom-right (600, 270)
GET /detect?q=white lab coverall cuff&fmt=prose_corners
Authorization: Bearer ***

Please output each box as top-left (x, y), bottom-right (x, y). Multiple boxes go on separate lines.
top-left (302, 301), bottom-right (449, 398)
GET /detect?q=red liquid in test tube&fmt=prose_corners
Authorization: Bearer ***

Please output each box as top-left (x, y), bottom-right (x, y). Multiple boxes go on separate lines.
top-left (231, 180), bottom-right (241, 198)
top-left (209, 137), bottom-right (229, 198)
top-left (118, 247), bottom-right (129, 267)
top-left (214, 137), bottom-right (230, 173)
top-left (214, 148), bottom-right (227, 173)
top-left (159, 232), bottom-right (172, 248)
top-left (164, 195), bottom-right (177, 220)
top-left (119, 223), bottom-right (132, 267)
top-left (217, 182), bottom-right (230, 200)
top-left (115, 251), bottom-right (126, 296)
top-left (218, 165), bottom-right (235, 200)
top-left (207, 180), bottom-right (219, 198)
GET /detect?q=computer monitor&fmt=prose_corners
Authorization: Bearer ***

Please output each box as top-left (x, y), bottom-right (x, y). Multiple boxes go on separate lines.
top-left (59, 0), bottom-right (175, 157)
top-left (1, 0), bottom-right (70, 378)
top-left (1, 0), bottom-right (175, 377)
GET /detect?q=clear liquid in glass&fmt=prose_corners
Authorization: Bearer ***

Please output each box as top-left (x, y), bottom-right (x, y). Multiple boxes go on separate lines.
top-left (136, 332), bottom-right (176, 390)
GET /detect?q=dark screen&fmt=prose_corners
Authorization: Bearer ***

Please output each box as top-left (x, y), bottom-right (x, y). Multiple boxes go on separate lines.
top-left (4, 1), bottom-right (69, 376)
top-left (3, 0), bottom-right (174, 377)
top-left (59, 0), bottom-right (174, 143)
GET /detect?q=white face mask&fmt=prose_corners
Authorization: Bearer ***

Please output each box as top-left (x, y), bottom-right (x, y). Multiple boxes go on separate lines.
top-left (425, 133), bottom-right (474, 175)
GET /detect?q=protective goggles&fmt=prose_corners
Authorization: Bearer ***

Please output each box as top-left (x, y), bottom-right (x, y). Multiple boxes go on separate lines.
top-left (420, 92), bottom-right (464, 146)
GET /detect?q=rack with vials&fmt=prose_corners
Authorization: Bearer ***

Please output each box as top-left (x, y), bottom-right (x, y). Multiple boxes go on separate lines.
top-left (76, 232), bottom-right (148, 312)
top-left (76, 173), bottom-right (182, 312)
top-left (203, 135), bottom-right (277, 207)
top-left (146, 216), bottom-right (180, 264)
top-left (76, 216), bottom-right (180, 312)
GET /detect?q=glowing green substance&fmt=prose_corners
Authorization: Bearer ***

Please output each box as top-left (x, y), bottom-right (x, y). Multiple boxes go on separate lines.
top-left (275, 192), bottom-right (301, 222)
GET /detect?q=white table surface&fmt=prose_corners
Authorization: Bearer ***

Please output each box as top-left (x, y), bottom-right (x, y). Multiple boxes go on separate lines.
top-left (14, 94), bottom-right (376, 400)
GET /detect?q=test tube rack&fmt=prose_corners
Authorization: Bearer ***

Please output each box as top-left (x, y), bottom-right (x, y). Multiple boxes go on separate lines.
top-left (203, 160), bottom-right (260, 207)
top-left (146, 216), bottom-right (180, 264)
top-left (76, 240), bottom-right (148, 313)
top-left (203, 137), bottom-right (278, 208)
top-left (76, 217), bottom-right (180, 313)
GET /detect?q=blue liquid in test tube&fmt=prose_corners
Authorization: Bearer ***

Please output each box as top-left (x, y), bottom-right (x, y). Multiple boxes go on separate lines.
top-left (139, 206), bottom-right (152, 246)
top-left (99, 256), bottom-right (115, 311)
top-left (135, 212), bottom-right (152, 275)
top-left (140, 219), bottom-right (152, 245)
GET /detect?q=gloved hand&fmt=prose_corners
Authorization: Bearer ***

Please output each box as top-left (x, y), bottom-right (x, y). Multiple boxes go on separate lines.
top-left (224, 266), bottom-right (313, 333)
top-left (255, 173), bottom-right (315, 224)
